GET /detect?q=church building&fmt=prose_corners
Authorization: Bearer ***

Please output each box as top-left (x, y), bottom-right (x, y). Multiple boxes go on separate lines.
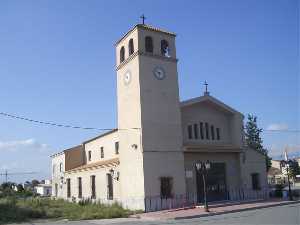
top-left (51, 24), bottom-right (268, 211)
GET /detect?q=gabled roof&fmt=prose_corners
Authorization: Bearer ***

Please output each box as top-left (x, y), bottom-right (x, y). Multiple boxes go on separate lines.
top-left (180, 94), bottom-right (243, 117)
top-left (82, 129), bottom-right (118, 145)
top-left (50, 145), bottom-right (83, 158)
top-left (50, 130), bottom-right (118, 158)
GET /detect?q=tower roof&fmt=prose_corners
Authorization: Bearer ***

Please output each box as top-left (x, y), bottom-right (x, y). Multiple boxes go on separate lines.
top-left (115, 24), bottom-right (176, 46)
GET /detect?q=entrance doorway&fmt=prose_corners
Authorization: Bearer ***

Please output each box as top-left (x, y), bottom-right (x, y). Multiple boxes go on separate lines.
top-left (196, 162), bottom-right (227, 203)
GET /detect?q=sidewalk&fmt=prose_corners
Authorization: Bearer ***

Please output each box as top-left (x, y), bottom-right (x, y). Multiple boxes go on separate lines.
top-left (132, 199), bottom-right (300, 220)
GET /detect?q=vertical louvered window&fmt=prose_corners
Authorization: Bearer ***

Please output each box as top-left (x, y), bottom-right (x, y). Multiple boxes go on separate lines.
top-left (205, 122), bottom-right (210, 140)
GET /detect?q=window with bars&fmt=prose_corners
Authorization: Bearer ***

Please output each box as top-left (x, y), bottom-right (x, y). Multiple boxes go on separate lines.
top-left (115, 142), bottom-right (119, 155)
top-left (67, 178), bottom-right (71, 198)
top-left (107, 173), bottom-right (113, 200)
top-left (88, 151), bottom-right (92, 161)
top-left (59, 163), bottom-right (63, 172)
top-left (78, 177), bottom-right (82, 198)
top-left (101, 147), bottom-right (104, 158)
top-left (91, 175), bottom-right (96, 199)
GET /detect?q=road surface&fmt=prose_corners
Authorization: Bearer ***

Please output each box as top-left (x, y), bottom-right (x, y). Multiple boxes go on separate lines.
top-left (9, 203), bottom-right (300, 225)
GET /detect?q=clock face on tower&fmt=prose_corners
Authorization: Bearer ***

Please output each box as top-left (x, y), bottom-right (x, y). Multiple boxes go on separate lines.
top-left (153, 66), bottom-right (166, 80)
top-left (123, 70), bottom-right (132, 85)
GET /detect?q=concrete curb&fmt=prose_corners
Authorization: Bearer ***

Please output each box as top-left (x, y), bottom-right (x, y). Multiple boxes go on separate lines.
top-left (174, 200), bottom-right (300, 220)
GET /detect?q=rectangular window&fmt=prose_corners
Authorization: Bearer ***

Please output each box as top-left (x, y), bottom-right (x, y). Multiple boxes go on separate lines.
top-left (67, 178), bottom-right (71, 198)
top-left (107, 173), bottom-right (113, 200)
top-left (78, 177), bottom-right (82, 198)
top-left (88, 151), bottom-right (92, 161)
top-left (188, 125), bottom-right (193, 139)
top-left (205, 122), bottom-right (210, 140)
top-left (91, 175), bottom-right (96, 199)
top-left (115, 142), bottom-right (119, 155)
top-left (211, 125), bottom-right (215, 140)
top-left (193, 124), bottom-right (199, 139)
top-left (216, 128), bottom-right (221, 140)
top-left (101, 147), bottom-right (104, 158)
top-left (251, 173), bottom-right (260, 190)
top-left (160, 177), bottom-right (173, 198)
top-left (200, 122), bottom-right (204, 139)
top-left (59, 163), bottom-right (63, 172)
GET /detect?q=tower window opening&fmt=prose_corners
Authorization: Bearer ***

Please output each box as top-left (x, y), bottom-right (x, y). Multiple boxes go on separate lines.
top-left (120, 46), bottom-right (125, 63)
top-left (145, 36), bottom-right (153, 53)
top-left (161, 40), bottom-right (170, 57)
top-left (128, 39), bottom-right (134, 55)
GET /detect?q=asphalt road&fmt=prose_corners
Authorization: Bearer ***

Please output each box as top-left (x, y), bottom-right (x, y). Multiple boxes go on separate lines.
top-left (10, 203), bottom-right (300, 225)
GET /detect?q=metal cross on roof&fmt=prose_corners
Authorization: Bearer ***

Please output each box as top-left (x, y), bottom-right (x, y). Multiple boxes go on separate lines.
top-left (140, 14), bottom-right (146, 25)
top-left (204, 81), bottom-right (208, 93)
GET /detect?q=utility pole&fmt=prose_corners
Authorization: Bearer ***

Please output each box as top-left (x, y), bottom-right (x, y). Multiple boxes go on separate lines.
top-left (0, 170), bottom-right (37, 183)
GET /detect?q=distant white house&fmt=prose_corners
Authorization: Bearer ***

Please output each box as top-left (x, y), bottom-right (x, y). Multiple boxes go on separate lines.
top-left (34, 180), bottom-right (52, 196)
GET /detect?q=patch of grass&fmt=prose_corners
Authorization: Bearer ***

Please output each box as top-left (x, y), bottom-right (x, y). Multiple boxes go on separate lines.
top-left (0, 197), bottom-right (133, 224)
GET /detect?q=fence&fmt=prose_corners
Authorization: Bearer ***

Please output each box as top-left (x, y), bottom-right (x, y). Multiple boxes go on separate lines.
top-left (144, 187), bottom-right (269, 212)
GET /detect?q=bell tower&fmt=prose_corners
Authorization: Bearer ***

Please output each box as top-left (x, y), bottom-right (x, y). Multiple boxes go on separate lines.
top-left (116, 24), bottom-right (186, 207)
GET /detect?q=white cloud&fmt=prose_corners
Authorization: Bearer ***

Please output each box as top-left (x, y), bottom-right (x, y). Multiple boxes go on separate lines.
top-left (266, 123), bottom-right (289, 131)
top-left (0, 138), bottom-right (49, 152)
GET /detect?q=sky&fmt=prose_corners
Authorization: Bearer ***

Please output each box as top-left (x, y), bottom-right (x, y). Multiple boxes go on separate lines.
top-left (0, 0), bottom-right (299, 183)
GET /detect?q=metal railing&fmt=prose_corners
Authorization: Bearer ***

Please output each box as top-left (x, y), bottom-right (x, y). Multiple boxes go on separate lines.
top-left (144, 187), bottom-right (269, 212)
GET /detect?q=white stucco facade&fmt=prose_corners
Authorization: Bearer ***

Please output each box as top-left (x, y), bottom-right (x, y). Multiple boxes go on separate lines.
top-left (50, 24), bottom-right (268, 211)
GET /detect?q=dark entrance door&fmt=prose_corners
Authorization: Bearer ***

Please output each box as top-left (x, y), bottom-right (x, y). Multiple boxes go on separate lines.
top-left (196, 162), bottom-right (227, 203)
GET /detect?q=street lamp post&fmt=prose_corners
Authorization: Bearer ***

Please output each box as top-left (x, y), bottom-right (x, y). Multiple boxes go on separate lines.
top-left (280, 160), bottom-right (293, 201)
top-left (195, 160), bottom-right (211, 212)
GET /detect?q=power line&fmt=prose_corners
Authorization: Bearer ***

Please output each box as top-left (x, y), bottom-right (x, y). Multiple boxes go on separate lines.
top-left (0, 111), bottom-right (299, 133)
top-left (262, 129), bottom-right (300, 133)
top-left (0, 112), bottom-right (114, 131)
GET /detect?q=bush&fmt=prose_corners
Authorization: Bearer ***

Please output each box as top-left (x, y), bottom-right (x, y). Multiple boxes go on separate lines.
top-left (274, 184), bottom-right (284, 198)
top-left (0, 197), bottom-right (132, 224)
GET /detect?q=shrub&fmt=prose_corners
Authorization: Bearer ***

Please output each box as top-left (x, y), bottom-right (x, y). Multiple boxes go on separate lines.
top-left (0, 197), bottom-right (133, 223)
top-left (274, 184), bottom-right (284, 198)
